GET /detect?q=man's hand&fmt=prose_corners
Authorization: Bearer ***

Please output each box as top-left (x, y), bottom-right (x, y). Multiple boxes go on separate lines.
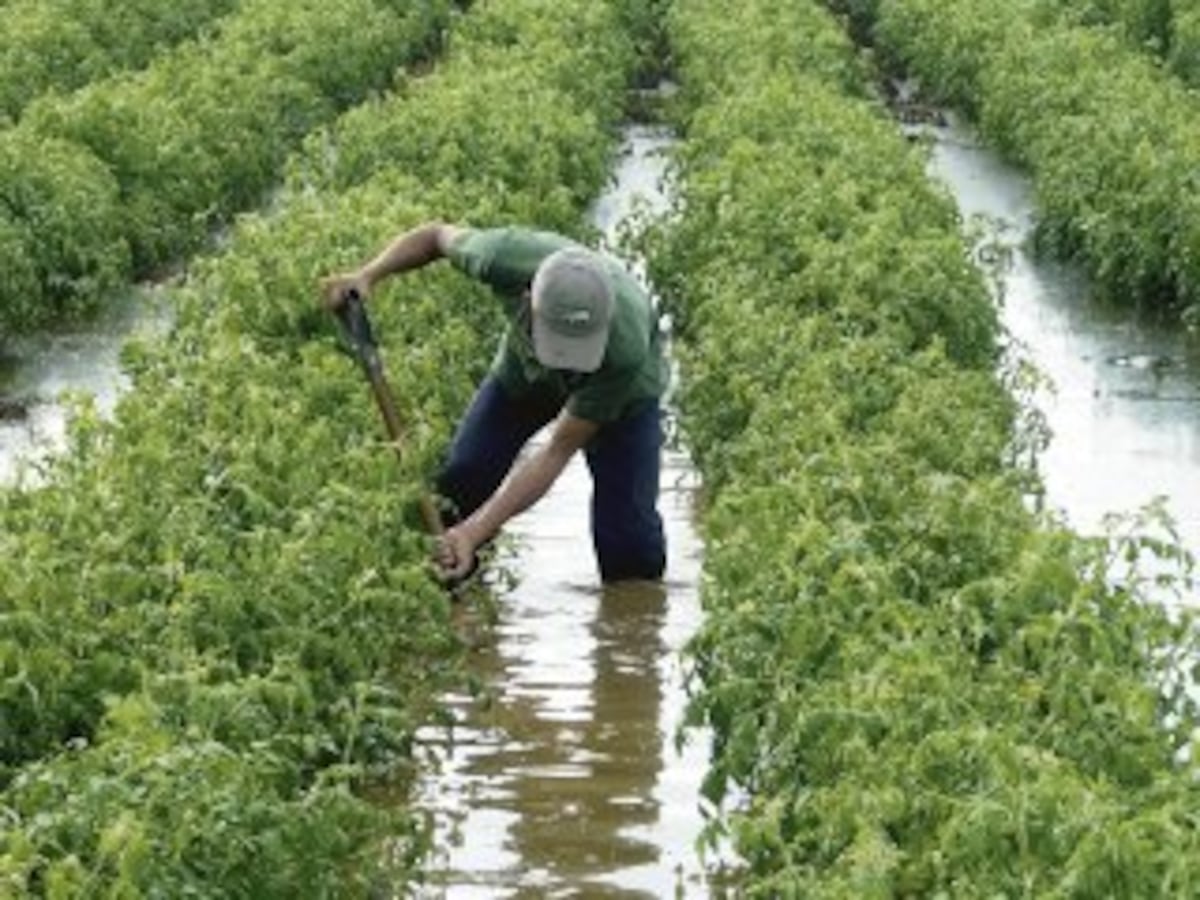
top-left (436, 522), bottom-right (482, 582)
top-left (319, 223), bottom-right (464, 313)
top-left (319, 271), bottom-right (371, 312)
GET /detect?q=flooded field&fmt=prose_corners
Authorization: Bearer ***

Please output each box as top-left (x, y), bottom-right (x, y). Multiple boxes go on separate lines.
top-left (926, 118), bottom-right (1200, 593)
top-left (410, 126), bottom-right (731, 897)
top-left (5, 106), bottom-right (1199, 899)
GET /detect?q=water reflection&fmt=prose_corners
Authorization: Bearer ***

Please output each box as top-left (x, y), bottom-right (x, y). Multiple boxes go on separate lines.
top-left (461, 582), bottom-right (668, 895)
top-left (512, 586), bottom-right (664, 883)
top-left (414, 442), bottom-right (715, 898)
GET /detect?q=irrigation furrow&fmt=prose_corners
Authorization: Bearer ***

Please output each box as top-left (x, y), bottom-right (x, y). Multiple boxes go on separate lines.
top-left (853, 0), bottom-right (1200, 325)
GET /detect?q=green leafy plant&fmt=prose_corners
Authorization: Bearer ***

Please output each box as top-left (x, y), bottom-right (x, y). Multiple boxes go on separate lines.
top-left (1, 0), bottom-right (452, 333)
top-left (0, 0), bottom-right (240, 122)
top-left (0, 0), bottom-right (638, 894)
top-left (650, 0), bottom-right (1200, 893)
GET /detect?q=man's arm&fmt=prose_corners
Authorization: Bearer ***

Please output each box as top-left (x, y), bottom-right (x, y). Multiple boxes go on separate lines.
top-left (360, 222), bottom-right (465, 284)
top-left (319, 221), bottom-right (465, 309)
top-left (437, 412), bottom-right (600, 578)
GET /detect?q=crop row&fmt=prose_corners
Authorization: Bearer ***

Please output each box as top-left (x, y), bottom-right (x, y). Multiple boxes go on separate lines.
top-left (0, 0), bottom-right (635, 894)
top-left (650, 0), bottom-right (1200, 893)
top-left (0, 0), bottom-right (239, 123)
top-left (836, 0), bottom-right (1200, 326)
top-left (1032, 0), bottom-right (1200, 84)
top-left (0, 0), bottom-right (449, 337)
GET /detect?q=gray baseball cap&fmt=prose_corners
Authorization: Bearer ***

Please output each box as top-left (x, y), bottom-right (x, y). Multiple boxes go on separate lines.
top-left (530, 247), bottom-right (615, 372)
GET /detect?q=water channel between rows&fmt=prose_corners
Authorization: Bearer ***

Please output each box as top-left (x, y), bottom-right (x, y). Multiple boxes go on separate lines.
top-left (0, 289), bottom-right (170, 485)
top-left (925, 117), bottom-right (1200, 605)
top-left (409, 125), bottom-right (728, 898)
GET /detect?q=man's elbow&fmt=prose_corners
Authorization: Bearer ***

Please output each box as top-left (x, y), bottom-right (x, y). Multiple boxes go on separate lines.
top-left (548, 415), bottom-right (599, 461)
top-left (432, 222), bottom-right (465, 255)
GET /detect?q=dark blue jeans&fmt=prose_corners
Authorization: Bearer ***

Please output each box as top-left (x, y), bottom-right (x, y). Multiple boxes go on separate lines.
top-left (436, 375), bottom-right (666, 582)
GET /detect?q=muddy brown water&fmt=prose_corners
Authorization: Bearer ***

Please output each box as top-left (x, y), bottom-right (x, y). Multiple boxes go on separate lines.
top-left (411, 445), bottom-right (718, 897)
top-left (409, 125), bottom-right (733, 898)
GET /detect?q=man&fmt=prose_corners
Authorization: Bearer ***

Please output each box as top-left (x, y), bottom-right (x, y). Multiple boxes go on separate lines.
top-left (320, 222), bottom-right (667, 583)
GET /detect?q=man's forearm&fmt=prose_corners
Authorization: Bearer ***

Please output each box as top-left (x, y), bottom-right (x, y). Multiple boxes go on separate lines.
top-left (463, 443), bottom-right (573, 544)
top-left (361, 222), bottom-right (447, 286)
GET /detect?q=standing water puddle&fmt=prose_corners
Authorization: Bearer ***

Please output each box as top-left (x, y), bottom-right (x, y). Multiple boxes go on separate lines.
top-left (411, 126), bottom-right (725, 896)
top-left (0, 288), bottom-right (170, 485)
top-left (926, 118), bottom-right (1200, 595)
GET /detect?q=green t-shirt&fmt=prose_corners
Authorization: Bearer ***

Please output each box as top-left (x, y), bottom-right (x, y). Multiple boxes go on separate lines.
top-left (446, 226), bottom-right (667, 424)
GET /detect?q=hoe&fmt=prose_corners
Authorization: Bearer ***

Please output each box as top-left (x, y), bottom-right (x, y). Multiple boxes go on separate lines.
top-left (333, 289), bottom-right (445, 539)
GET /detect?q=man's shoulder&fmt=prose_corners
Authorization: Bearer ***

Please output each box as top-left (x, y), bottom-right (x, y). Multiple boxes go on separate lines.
top-left (458, 226), bottom-right (573, 255)
top-left (449, 227), bottom-right (576, 289)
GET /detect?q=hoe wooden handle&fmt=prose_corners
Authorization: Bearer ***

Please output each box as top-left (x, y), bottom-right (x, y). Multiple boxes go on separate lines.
top-left (335, 290), bottom-right (444, 537)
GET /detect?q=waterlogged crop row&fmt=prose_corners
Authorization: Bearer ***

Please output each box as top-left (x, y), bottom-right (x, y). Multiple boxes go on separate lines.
top-left (651, 0), bottom-right (1200, 892)
top-left (0, 0), bottom-right (634, 894)
top-left (0, 0), bottom-right (239, 123)
top-left (849, 0), bottom-right (1200, 325)
top-left (0, 0), bottom-right (449, 337)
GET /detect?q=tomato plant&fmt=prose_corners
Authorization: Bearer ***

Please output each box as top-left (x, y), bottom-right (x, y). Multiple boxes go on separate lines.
top-left (0, 0), bottom-right (239, 122)
top-left (1, 0), bottom-right (452, 333)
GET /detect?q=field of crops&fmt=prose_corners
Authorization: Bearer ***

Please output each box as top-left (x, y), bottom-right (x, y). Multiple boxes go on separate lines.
top-left (650, 0), bottom-right (1200, 893)
top-left (2, 0), bottom-right (1199, 895)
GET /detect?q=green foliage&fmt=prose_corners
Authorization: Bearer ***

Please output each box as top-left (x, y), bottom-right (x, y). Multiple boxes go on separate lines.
top-left (1169, 3), bottom-right (1200, 82)
top-left (287, 0), bottom-right (629, 205)
top-left (0, 13), bottom-right (99, 124)
top-left (608, 0), bottom-right (673, 83)
top-left (654, 0), bottom-right (1200, 892)
top-left (0, 0), bottom-right (636, 894)
top-left (1033, 0), bottom-right (1173, 57)
top-left (0, 0), bottom-right (239, 122)
top-left (290, 67), bottom-right (616, 220)
top-left (0, 701), bottom-right (416, 897)
top-left (667, 0), bottom-right (869, 112)
top-left (0, 0), bottom-right (452, 334)
top-left (0, 130), bottom-right (130, 328)
top-left (0, 211), bottom-right (41, 332)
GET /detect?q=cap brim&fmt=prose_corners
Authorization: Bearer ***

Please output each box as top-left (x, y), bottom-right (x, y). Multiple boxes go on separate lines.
top-left (533, 316), bottom-right (607, 372)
